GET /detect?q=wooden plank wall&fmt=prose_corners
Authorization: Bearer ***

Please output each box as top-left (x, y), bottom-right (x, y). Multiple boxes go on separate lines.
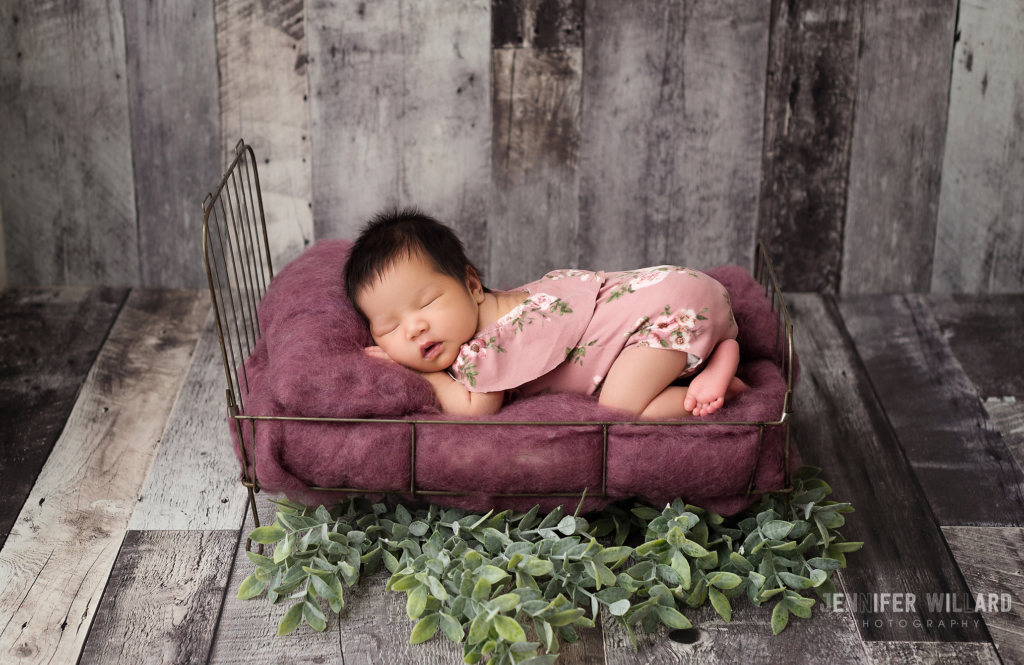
top-left (1, 0), bottom-right (1023, 294)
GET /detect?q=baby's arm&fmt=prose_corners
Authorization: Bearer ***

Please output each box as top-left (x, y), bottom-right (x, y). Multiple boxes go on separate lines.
top-left (364, 346), bottom-right (503, 416)
top-left (419, 371), bottom-right (504, 416)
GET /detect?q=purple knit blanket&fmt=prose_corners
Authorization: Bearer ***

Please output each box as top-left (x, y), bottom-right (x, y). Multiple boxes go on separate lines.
top-left (230, 240), bottom-right (801, 515)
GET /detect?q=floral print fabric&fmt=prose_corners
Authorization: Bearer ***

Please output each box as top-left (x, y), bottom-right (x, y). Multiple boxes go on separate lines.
top-left (448, 266), bottom-right (738, 399)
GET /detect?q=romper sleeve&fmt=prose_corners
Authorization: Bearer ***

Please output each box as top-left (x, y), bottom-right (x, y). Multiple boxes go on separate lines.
top-left (448, 270), bottom-right (605, 392)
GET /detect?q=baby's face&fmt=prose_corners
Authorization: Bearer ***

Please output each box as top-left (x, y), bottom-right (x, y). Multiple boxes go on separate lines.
top-left (356, 251), bottom-right (483, 373)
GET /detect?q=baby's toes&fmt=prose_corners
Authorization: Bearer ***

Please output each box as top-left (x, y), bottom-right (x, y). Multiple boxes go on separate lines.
top-left (684, 393), bottom-right (697, 411)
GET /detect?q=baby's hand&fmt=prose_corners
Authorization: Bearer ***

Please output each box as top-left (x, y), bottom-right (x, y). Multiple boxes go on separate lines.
top-left (364, 346), bottom-right (396, 363)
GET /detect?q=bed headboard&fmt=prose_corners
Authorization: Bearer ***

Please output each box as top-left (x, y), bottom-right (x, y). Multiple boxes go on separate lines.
top-left (201, 140), bottom-right (274, 417)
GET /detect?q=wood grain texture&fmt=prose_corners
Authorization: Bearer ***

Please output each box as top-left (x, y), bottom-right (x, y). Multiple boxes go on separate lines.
top-left (125, 0), bottom-right (220, 288)
top-left (983, 400), bottom-right (1024, 497)
top-left (0, 288), bottom-right (208, 665)
top-left (492, 0), bottom-right (583, 50)
top-left (756, 0), bottom-right (861, 293)
top-left (600, 580), bottom-right (869, 664)
top-left (925, 294), bottom-right (1024, 399)
top-left (786, 293), bottom-right (987, 641)
top-left (863, 641), bottom-right (1001, 664)
top-left (0, 201), bottom-right (7, 289)
top-left (215, 0), bottom-right (314, 270)
top-left (578, 0), bottom-right (768, 274)
top-left (489, 45), bottom-right (581, 289)
top-left (129, 309), bottom-right (249, 531)
top-left (79, 530), bottom-right (238, 665)
top-left (836, 294), bottom-right (1024, 526)
top-left (841, 0), bottom-right (958, 294)
top-left (208, 492), bottom-right (341, 664)
top-left (0, 0), bottom-right (139, 286)
top-left (0, 287), bottom-right (127, 550)
top-left (489, 1), bottom-right (583, 288)
top-left (307, 0), bottom-right (492, 265)
top-left (933, 0), bottom-right (1024, 293)
top-left (943, 526), bottom-right (1024, 665)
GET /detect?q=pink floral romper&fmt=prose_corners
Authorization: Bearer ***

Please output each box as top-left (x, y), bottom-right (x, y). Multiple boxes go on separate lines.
top-left (447, 266), bottom-right (738, 400)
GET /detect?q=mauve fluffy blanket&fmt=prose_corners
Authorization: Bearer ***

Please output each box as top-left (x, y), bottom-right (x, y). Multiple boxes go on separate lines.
top-left (231, 239), bottom-right (800, 516)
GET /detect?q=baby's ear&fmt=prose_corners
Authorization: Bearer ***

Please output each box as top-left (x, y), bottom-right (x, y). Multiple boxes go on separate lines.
top-left (465, 265), bottom-right (484, 296)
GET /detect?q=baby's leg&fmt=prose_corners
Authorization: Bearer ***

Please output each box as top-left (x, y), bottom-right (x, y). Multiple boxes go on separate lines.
top-left (599, 347), bottom-right (694, 419)
top-left (683, 339), bottom-right (746, 416)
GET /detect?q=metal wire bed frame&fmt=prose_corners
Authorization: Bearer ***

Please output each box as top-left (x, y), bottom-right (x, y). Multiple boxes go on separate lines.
top-left (203, 140), bottom-right (795, 547)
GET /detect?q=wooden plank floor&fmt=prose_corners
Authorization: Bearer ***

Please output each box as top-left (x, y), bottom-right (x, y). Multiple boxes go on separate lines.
top-left (0, 287), bottom-right (1021, 663)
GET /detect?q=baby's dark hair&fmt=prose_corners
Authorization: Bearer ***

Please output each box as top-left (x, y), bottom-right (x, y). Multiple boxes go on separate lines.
top-left (344, 206), bottom-right (490, 319)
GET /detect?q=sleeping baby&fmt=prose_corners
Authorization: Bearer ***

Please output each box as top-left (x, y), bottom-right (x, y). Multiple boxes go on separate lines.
top-left (344, 207), bottom-right (748, 419)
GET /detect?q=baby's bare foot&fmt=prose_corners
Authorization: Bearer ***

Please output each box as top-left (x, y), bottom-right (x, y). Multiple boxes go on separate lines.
top-left (684, 374), bottom-right (748, 417)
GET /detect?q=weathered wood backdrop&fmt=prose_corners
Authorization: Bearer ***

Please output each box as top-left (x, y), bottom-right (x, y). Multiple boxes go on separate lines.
top-left (1, 0), bottom-right (1021, 293)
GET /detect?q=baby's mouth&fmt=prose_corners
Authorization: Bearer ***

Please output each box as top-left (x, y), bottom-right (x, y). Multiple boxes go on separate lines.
top-left (422, 342), bottom-right (442, 360)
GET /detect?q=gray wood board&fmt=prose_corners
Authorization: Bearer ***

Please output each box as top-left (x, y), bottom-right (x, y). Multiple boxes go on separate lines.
top-left (756, 0), bottom-right (861, 293)
top-left (943, 526), bottom-right (1024, 665)
top-left (924, 294), bottom-right (1024, 399)
top-left (841, 0), bottom-right (958, 294)
top-left (0, 288), bottom-right (209, 663)
top-left (79, 530), bottom-right (239, 665)
top-left (0, 286), bottom-right (127, 549)
top-left (489, 1), bottom-right (583, 290)
top-left (578, 0), bottom-right (769, 273)
top-left (125, 0), bottom-right (220, 288)
top-left (0, 0), bottom-right (139, 286)
top-left (932, 1), bottom-right (1024, 293)
top-left (601, 576), bottom-right (870, 664)
top-left (492, 0), bottom-right (583, 50)
top-left (215, 0), bottom-right (314, 270)
top-left (785, 293), bottom-right (987, 641)
top-left (307, 0), bottom-right (492, 267)
top-left (835, 294), bottom-right (1024, 526)
top-left (863, 640), bottom-right (1001, 664)
top-left (129, 309), bottom-right (249, 531)
top-left (489, 46), bottom-right (581, 289)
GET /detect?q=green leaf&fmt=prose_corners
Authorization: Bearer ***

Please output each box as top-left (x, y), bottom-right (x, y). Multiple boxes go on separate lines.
top-left (632, 506), bottom-right (662, 520)
top-left (778, 572), bottom-right (815, 590)
top-left (491, 593), bottom-right (520, 613)
top-left (237, 573), bottom-right (265, 600)
top-left (654, 605), bottom-right (692, 629)
top-left (277, 602), bottom-right (304, 636)
top-left (407, 583), bottom-right (428, 619)
top-left (828, 541), bottom-right (863, 553)
top-left (477, 565), bottom-right (507, 585)
top-left (671, 550), bottom-right (691, 590)
top-left (411, 613), bottom-right (441, 644)
top-left (708, 586), bottom-right (732, 622)
top-left (304, 598), bottom-right (327, 632)
top-left (534, 619), bottom-right (556, 652)
top-left (546, 609), bottom-right (585, 626)
top-left (793, 466), bottom-right (821, 481)
top-left (771, 600), bottom-right (789, 635)
top-left (250, 525), bottom-right (287, 544)
top-left (439, 612), bottom-right (465, 643)
top-left (468, 613), bottom-right (490, 645)
top-left (760, 520), bottom-right (794, 540)
top-left (472, 577), bottom-right (492, 602)
top-left (680, 540), bottom-right (709, 558)
top-left (708, 571), bottom-right (743, 589)
top-left (609, 600), bottom-right (631, 616)
top-left (728, 552), bottom-right (754, 573)
top-left (395, 504), bottom-right (413, 526)
top-left (494, 615), bottom-right (527, 642)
